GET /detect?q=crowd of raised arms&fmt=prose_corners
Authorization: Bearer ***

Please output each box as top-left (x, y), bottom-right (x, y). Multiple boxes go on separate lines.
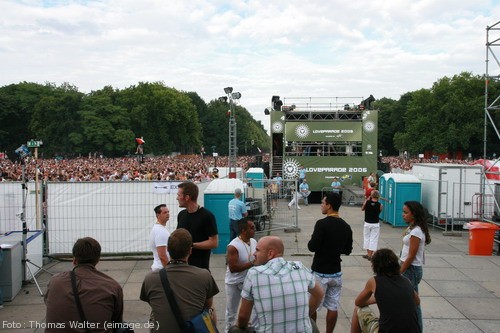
top-left (0, 154), bottom-right (472, 182)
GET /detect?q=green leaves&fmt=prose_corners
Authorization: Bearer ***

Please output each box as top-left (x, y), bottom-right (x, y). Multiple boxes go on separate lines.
top-left (385, 72), bottom-right (495, 157)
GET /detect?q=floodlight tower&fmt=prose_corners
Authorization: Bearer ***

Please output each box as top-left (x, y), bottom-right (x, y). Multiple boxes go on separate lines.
top-left (220, 87), bottom-right (241, 178)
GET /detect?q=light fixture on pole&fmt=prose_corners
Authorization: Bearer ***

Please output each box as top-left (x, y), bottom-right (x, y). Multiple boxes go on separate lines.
top-left (220, 87), bottom-right (241, 178)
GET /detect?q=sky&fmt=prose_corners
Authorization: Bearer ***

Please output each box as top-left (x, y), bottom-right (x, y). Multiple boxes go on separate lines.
top-left (1, 0), bottom-right (499, 133)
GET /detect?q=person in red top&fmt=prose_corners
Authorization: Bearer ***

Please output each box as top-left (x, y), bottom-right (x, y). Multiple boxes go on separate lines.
top-left (364, 182), bottom-right (376, 199)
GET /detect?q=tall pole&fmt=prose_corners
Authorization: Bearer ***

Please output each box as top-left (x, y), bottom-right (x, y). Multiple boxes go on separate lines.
top-left (35, 147), bottom-right (41, 230)
top-left (21, 161), bottom-right (28, 282)
top-left (220, 87), bottom-right (241, 178)
top-left (229, 98), bottom-right (237, 177)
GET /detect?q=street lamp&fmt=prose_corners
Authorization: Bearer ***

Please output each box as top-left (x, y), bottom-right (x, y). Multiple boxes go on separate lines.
top-left (220, 87), bottom-right (241, 178)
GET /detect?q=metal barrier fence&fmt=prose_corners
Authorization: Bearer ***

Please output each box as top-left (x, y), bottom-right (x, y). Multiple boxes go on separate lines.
top-left (1, 181), bottom-right (212, 255)
top-left (0, 181), bottom-right (39, 233)
top-left (243, 178), bottom-right (299, 234)
top-left (45, 181), bottom-right (215, 255)
top-left (1, 179), bottom-right (302, 256)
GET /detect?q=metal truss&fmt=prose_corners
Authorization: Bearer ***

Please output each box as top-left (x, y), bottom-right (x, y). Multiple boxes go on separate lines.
top-left (485, 21), bottom-right (500, 144)
top-left (483, 21), bottom-right (500, 222)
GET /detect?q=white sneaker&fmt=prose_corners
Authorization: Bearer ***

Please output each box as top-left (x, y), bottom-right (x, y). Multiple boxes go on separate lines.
top-left (297, 206), bottom-right (301, 210)
top-left (0, 305), bottom-right (4, 310)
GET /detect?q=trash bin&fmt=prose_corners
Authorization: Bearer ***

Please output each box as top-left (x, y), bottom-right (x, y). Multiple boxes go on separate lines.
top-left (464, 222), bottom-right (500, 256)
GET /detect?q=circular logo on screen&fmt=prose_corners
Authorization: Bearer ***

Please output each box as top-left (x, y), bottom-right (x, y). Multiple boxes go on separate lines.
top-left (364, 121), bottom-right (375, 132)
top-left (282, 159), bottom-right (301, 179)
top-left (272, 121), bottom-right (283, 133)
top-left (295, 124), bottom-right (310, 139)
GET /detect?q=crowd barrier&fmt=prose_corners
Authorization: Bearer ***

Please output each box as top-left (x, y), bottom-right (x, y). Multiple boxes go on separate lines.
top-left (1, 179), bottom-right (302, 256)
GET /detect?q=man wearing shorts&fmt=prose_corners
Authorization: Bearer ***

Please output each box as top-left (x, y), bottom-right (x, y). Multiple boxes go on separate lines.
top-left (308, 192), bottom-right (353, 333)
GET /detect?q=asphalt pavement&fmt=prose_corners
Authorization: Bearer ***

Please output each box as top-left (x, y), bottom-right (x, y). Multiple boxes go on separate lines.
top-left (2, 202), bottom-right (500, 333)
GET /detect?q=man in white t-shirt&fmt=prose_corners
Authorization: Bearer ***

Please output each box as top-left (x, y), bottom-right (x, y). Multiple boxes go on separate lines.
top-left (150, 204), bottom-right (171, 271)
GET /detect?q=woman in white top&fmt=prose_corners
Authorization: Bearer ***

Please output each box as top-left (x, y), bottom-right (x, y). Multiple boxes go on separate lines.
top-left (400, 201), bottom-right (431, 333)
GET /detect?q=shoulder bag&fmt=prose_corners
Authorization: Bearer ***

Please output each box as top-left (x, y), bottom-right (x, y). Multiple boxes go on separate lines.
top-left (70, 270), bottom-right (134, 333)
top-left (159, 268), bottom-right (219, 333)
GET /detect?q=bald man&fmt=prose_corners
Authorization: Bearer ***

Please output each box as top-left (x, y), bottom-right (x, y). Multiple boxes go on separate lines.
top-left (233, 236), bottom-right (323, 333)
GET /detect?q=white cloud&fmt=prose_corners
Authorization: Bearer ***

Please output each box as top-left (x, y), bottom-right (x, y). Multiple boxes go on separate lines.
top-left (0, 0), bottom-right (498, 132)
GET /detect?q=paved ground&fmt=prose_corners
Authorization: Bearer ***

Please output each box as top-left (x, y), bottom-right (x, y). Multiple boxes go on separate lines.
top-left (2, 202), bottom-right (500, 333)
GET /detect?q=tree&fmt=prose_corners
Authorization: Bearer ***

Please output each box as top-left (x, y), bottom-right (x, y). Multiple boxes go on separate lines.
top-left (374, 97), bottom-right (399, 156)
top-left (0, 82), bottom-right (55, 157)
top-left (116, 82), bottom-right (202, 154)
top-left (393, 72), bottom-right (487, 157)
top-left (79, 88), bottom-right (134, 155)
top-left (29, 83), bottom-right (84, 156)
top-left (204, 99), bottom-right (231, 155)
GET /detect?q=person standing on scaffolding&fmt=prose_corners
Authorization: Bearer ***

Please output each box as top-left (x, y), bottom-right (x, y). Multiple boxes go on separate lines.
top-left (135, 137), bottom-right (145, 162)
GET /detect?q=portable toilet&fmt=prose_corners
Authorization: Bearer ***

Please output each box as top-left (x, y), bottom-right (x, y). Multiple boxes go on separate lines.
top-left (378, 174), bottom-right (390, 223)
top-left (246, 167), bottom-right (265, 188)
top-left (385, 174), bottom-right (421, 227)
top-left (204, 178), bottom-right (245, 254)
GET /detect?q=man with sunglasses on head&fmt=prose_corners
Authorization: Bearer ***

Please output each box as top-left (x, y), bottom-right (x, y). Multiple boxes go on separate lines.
top-left (176, 181), bottom-right (218, 270)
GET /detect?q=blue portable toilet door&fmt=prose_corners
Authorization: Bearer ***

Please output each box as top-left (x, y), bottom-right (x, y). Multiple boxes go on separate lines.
top-left (387, 179), bottom-right (395, 225)
top-left (393, 185), bottom-right (405, 227)
top-left (393, 183), bottom-right (422, 227)
top-left (379, 176), bottom-right (388, 222)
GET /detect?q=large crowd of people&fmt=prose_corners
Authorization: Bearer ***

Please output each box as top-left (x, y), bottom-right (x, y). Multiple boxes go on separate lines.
top-left (0, 153), bottom-right (478, 182)
top-left (0, 154), bottom-right (263, 182)
top-left (381, 156), bottom-right (472, 172)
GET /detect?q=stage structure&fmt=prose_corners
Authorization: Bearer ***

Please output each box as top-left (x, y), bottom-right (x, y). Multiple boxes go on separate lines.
top-left (266, 96), bottom-right (378, 194)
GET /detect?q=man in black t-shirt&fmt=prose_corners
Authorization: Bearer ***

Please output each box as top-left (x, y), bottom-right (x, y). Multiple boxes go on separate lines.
top-left (308, 192), bottom-right (353, 333)
top-left (176, 181), bottom-right (218, 270)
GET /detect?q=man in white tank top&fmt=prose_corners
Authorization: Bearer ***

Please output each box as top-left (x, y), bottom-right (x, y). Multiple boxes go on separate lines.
top-left (224, 218), bottom-right (257, 332)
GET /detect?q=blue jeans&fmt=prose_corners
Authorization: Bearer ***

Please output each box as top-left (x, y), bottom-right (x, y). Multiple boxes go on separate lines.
top-left (229, 219), bottom-right (239, 241)
top-left (403, 265), bottom-right (423, 333)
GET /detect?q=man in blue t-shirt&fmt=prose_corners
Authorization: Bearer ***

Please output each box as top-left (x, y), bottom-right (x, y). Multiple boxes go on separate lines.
top-left (299, 179), bottom-right (311, 206)
top-left (299, 166), bottom-right (306, 185)
top-left (228, 188), bottom-right (248, 240)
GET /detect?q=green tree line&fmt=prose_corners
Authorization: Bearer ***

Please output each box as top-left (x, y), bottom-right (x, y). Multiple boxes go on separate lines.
top-left (0, 81), bottom-right (269, 157)
top-left (376, 72), bottom-right (500, 158)
top-left (1, 72), bottom-right (498, 159)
